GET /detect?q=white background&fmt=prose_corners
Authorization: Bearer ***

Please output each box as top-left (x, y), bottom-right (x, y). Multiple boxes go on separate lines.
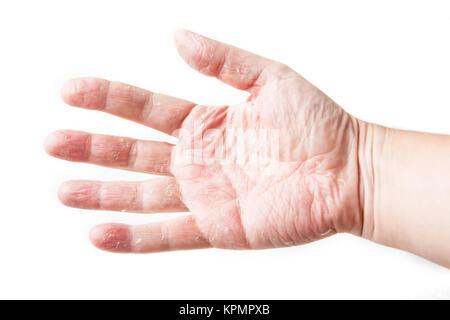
top-left (0, 0), bottom-right (449, 299)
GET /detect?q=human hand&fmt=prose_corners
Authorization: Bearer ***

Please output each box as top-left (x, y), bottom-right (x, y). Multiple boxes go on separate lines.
top-left (45, 30), bottom-right (363, 253)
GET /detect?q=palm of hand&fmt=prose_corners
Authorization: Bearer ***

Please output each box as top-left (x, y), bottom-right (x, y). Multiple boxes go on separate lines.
top-left (174, 73), bottom-right (360, 250)
top-left (46, 30), bottom-right (361, 253)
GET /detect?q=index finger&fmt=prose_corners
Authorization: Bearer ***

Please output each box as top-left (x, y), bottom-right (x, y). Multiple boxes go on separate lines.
top-left (61, 77), bottom-right (196, 136)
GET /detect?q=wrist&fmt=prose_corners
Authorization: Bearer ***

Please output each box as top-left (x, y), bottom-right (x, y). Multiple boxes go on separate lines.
top-left (356, 119), bottom-right (390, 241)
top-left (356, 119), bottom-right (450, 267)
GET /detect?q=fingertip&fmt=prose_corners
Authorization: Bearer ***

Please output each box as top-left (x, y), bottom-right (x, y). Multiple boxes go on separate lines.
top-left (61, 79), bottom-right (81, 106)
top-left (44, 130), bottom-right (72, 156)
top-left (173, 28), bottom-right (192, 44)
top-left (173, 29), bottom-right (199, 63)
top-left (44, 130), bottom-right (59, 155)
top-left (43, 130), bottom-right (89, 161)
top-left (57, 181), bottom-right (73, 205)
top-left (61, 77), bottom-right (107, 108)
top-left (89, 224), bottom-right (103, 245)
top-left (89, 223), bottom-right (132, 253)
top-left (57, 180), bottom-right (99, 209)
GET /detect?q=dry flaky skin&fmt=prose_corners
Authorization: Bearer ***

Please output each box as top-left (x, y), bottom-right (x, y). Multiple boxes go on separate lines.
top-left (44, 30), bottom-right (450, 267)
top-left (44, 29), bottom-right (367, 254)
top-left (172, 78), bottom-right (362, 249)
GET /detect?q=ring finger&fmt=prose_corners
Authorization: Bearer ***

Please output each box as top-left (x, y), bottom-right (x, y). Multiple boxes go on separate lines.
top-left (58, 177), bottom-right (187, 213)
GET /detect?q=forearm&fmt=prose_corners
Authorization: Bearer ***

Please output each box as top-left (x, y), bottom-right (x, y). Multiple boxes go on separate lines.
top-left (358, 120), bottom-right (450, 267)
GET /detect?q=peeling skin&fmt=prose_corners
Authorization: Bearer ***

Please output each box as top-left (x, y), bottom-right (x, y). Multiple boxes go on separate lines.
top-left (90, 223), bottom-right (132, 252)
top-left (44, 130), bottom-right (173, 175)
top-left (48, 30), bottom-right (363, 254)
top-left (172, 70), bottom-right (361, 250)
top-left (58, 178), bottom-right (187, 213)
top-left (54, 74), bottom-right (361, 252)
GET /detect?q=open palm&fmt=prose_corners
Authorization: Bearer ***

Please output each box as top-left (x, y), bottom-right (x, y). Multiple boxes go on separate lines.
top-left (45, 30), bottom-right (362, 253)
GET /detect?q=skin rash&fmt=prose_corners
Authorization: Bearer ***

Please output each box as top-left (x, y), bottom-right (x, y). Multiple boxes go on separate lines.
top-left (45, 30), bottom-right (450, 268)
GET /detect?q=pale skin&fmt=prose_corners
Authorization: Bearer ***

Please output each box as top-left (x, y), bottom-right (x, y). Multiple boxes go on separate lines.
top-left (45, 30), bottom-right (450, 268)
